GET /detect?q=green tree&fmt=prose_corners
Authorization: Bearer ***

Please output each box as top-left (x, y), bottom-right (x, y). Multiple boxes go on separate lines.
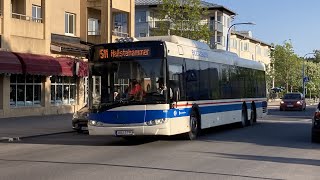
top-left (304, 60), bottom-right (320, 98)
top-left (153, 0), bottom-right (211, 42)
top-left (270, 41), bottom-right (302, 93)
top-left (313, 50), bottom-right (320, 63)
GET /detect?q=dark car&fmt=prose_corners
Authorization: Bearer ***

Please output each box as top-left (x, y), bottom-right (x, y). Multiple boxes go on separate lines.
top-left (72, 106), bottom-right (89, 133)
top-left (312, 103), bottom-right (320, 143)
top-left (280, 93), bottom-right (306, 111)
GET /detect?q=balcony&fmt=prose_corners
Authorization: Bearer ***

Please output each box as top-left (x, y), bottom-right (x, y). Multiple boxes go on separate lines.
top-left (112, 30), bottom-right (128, 37)
top-left (144, 20), bottom-right (223, 32)
top-left (12, 13), bottom-right (42, 23)
top-left (87, 30), bottom-right (101, 44)
top-left (209, 21), bottom-right (223, 32)
top-left (11, 13), bottom-right (44, 39)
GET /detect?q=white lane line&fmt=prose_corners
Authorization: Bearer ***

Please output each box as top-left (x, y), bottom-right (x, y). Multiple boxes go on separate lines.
top-left (260, 119), bottom-right (312, 123)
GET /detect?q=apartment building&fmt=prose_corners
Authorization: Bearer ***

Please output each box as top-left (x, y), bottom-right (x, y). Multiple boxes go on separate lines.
top-left (229, 31), bottom-right (272, 66)
top-left (0, 0), bottom-right (90, 118)
top-left (80, 0), bottom-right (135, 44)
top-left (135, 0), bottom-right (235, 50)
top-left (0, 0), bottom-right (134, 118)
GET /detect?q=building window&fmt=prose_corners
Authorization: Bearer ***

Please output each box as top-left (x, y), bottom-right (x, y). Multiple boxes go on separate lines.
top-left (65, 12), bottom-right (75, 35)
top-left (136, 11), bottom-right (146, 22)
top-left (51, 76), bottom-right (76, 105)
top-left (88, 18), bottom-right (99, 35)
top-left (113, 13), bottom-right (128, 37)
top-left (264, 49), bottom-right (270, 57)
top-left (241, 42), bottom-right (249, 51)
top-left (32, 5), bottom-right (42, 22)
top-left (10, 75), bottom-right (42, 107)
top-left (256, 46), bottom-right (261, 55)
top-left (217, 36), bottom-right (224, 46)
top-left (231, 39), bottom-right (237, 49)
top-left (139, 33), bottom-right (146, 37)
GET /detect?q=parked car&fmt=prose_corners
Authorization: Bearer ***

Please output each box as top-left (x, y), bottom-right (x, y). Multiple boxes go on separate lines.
top-left (280, 93), bottom-right (306, 111)
top-left (72, 105), bottom-right (89, 133)
top-left (312, 103), bottom-right (320, 143)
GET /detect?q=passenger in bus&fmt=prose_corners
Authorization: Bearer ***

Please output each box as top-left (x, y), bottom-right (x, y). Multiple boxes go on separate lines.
top-left (157, 78), bottom-right (173, 98)
top-left (114, 87), bottom-right (120, 100)
top-left (129, 79), bottom-right (144, 101)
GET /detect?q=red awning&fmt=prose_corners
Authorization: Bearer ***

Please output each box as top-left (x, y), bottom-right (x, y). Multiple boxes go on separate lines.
top-left (77, 60), bottom-right (88, 77)
top-left (14, 53), bottom-right (61, 76)
top-left (56, 57), bottom-right (75, 76)
top-left (0, 51), bottom-right (23, 74)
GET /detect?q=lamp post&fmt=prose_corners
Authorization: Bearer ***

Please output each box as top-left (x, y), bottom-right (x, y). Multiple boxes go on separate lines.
top-left (302, 53), bottom-right (315, 98)
top-left (226, 22), bottom-right (255, 51)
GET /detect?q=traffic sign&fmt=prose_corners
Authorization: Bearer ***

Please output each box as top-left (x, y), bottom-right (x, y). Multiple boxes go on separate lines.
top-left (304, 77), bottom-right (310, 83)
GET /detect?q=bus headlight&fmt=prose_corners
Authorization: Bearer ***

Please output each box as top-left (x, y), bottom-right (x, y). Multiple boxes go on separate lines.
top-left (146, 118), bottom-right (167, 126)
top-left (89, 120), bottom-right (97, 126)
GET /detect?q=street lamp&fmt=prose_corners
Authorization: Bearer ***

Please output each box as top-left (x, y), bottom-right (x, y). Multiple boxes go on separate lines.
top-left (226, 22), bottom-right (256, 51)
top-left (302, 53), bottom-right (316, 97)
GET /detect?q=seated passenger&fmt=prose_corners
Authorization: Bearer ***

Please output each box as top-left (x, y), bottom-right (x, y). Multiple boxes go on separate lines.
top-left (129, 80), bottom-right (144, 101)
top-left (157, 78), bottom-right (173, 98)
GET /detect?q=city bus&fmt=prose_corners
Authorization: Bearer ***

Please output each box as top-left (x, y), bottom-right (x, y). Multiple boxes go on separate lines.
top-left (87, 35), bottom-right (268, 140)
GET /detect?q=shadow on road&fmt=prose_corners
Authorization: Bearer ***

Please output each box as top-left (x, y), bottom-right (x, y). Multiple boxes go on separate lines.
top-left (198, 121), bottom-right (320, 150)
top-left (189, 151), bottom-right (320, 167)
top-left (0, 132), bottom-right (163, 146)
top-left (265, 106), bottom-right (316, 120)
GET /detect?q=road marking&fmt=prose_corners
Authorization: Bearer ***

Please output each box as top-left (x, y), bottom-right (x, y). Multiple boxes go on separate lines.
top-left (260, 119), bottom-right (312, 123)
top-left (0, 137), bottom-right (20, 142)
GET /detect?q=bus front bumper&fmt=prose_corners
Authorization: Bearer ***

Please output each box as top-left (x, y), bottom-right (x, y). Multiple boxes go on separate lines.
top-left (88, 123), bottom-right (170, 136)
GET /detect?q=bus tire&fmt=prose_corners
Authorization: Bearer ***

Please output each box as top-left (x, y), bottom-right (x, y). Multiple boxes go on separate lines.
top-left (184, 110), bottom-right (200, 140)
top-left (241, 104), bottom-right (248, 127)
top-left (250, 103), bottom-right (257, 124)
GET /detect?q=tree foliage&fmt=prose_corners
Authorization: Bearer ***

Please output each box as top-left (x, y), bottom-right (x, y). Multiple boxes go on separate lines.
top-left (153, 0), bottom-right (211, 42)
top-left (271, 41), bottom-right (320, 98)
top-left (270, 41), bottom-right (302, 93)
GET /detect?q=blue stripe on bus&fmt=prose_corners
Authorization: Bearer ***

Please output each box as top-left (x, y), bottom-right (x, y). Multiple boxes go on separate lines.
top-left (89, 102), bottom-right (264, 124)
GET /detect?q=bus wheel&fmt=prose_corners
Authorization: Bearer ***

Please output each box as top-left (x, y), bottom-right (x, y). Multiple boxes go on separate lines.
top-left (184, 111), bottom-right (199, 140)
top-left (241, 105), bottom-right (248, 127)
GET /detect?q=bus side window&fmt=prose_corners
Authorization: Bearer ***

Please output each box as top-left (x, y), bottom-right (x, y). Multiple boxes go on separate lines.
top-left (168, 64), bottom-right (185, 101)
top-left (185, 59), bottom-right (199, 101)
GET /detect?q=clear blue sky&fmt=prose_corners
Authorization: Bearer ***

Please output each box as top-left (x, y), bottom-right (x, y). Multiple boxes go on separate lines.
top-left (209, 0), bottom-right (320, 56)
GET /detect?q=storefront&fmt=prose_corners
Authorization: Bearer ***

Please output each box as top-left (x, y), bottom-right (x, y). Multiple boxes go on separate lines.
top-left (0, 51), bottom-right (88, 118)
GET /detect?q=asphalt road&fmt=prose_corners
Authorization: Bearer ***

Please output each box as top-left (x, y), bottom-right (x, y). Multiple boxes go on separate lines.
top-left (0, 106), bottom-right (319, 180)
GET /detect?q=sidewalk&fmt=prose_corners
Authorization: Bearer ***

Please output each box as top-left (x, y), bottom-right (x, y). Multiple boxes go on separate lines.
top-left (0, 114), bottom-right (73, 142)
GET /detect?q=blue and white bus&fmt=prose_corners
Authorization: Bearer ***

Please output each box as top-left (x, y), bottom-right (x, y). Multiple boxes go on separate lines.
top-left (87, 36), bottom-right (268, 140)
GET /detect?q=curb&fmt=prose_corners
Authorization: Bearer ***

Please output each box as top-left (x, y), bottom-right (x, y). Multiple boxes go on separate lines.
top-left (0, 130), bottom-right (75, 143)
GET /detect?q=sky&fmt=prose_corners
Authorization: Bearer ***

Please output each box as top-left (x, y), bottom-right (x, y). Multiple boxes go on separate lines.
top-left (209, 0), bottom-right (320, 56)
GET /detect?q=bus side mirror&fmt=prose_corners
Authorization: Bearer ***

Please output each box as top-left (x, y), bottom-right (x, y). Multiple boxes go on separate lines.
top-left (317, 102), bottom-right (320, 109)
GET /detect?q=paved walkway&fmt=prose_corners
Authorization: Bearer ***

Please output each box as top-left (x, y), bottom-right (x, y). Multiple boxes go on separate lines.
top-left (0, 114), bottom-right (73, 141)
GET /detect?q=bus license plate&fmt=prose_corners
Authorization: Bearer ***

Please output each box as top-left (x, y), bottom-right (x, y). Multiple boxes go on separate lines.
top-left (115, 130), bottom-right (134, 136)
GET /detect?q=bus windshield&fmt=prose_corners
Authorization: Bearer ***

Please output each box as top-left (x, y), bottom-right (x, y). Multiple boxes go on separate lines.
top-left (90, 59), bottom-right (166, 110)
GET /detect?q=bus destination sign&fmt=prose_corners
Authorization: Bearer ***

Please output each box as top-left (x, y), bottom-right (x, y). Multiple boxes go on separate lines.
top-left (99, 48), bottom-right (151, 59)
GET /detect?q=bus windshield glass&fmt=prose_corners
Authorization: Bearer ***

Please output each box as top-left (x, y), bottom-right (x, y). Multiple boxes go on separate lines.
top-left (90, 59), bottom-right (166, 109)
